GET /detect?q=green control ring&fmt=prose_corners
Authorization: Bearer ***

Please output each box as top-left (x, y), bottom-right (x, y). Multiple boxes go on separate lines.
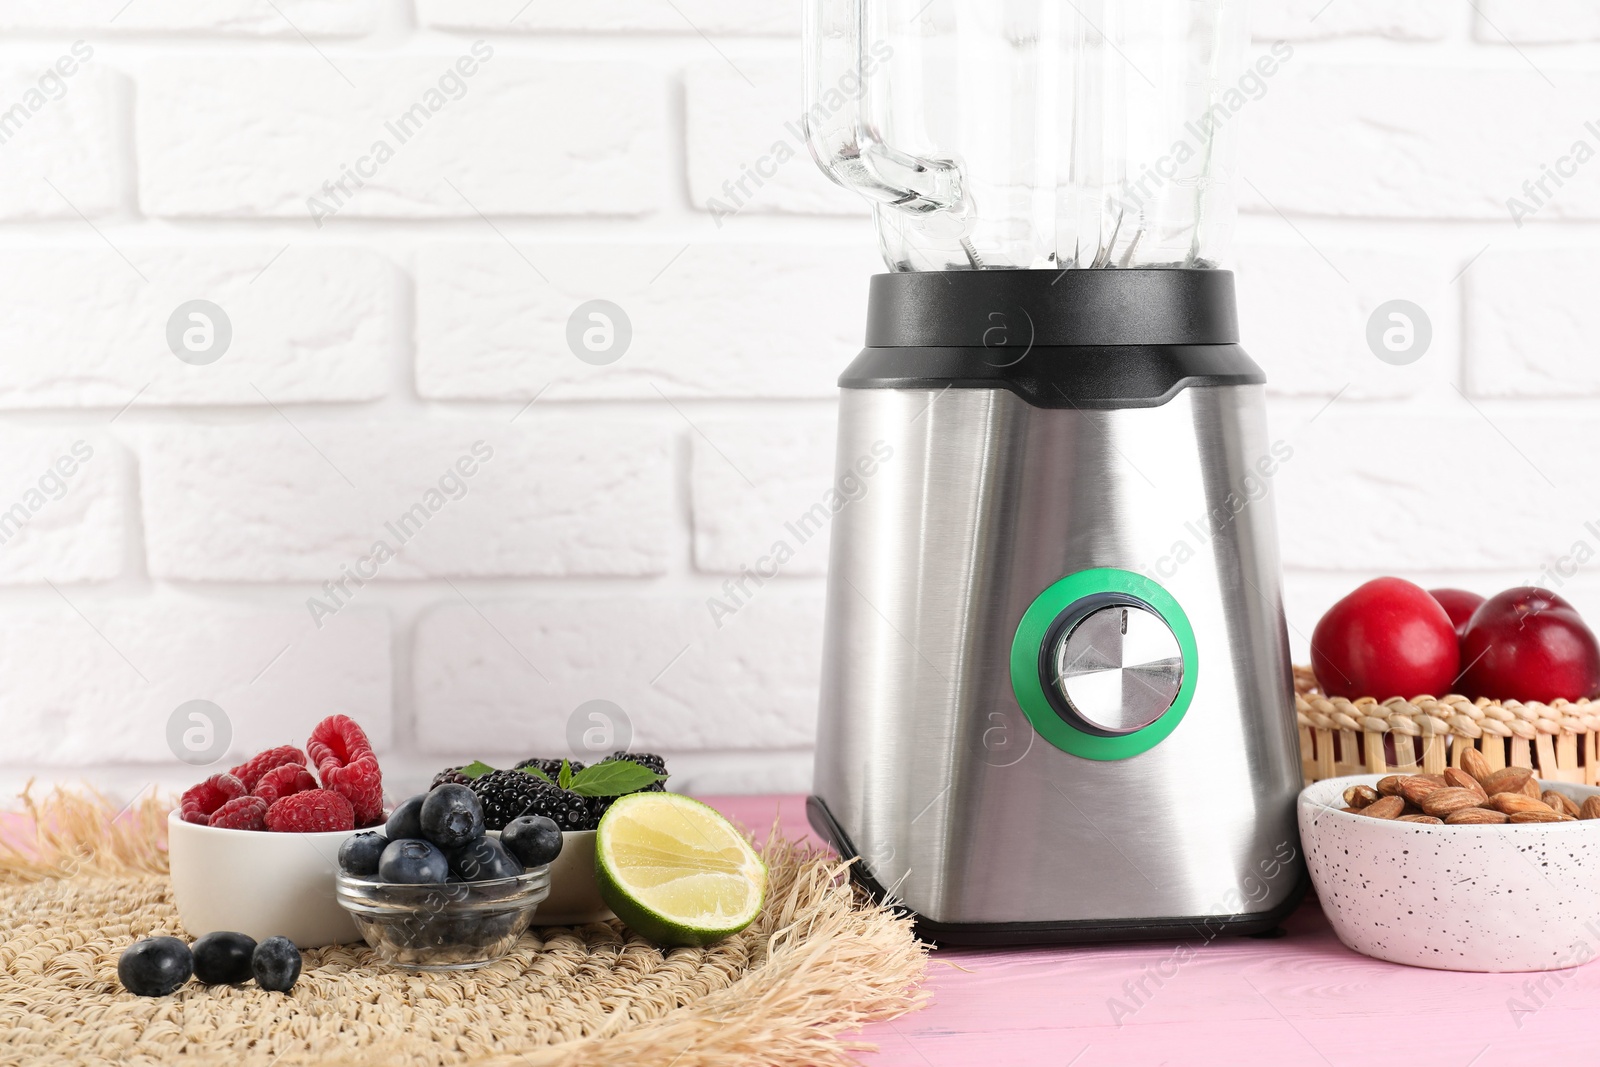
top-left (1009, 568), bottom-right (1198, 761)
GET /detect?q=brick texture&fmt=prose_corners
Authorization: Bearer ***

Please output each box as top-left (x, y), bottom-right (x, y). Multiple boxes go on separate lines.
top-left (137, 57), bottom-right (666, 219)
top-left (138, 421), bottom-right (675, 581)
top-left (0, 598), bottom-right (389, 766)
top-left (0, 246), bottom-right (397, 408)
top-left (412, 594), bottom-right (823, 756)
top-left (415, 242), bottom-right (879, 400)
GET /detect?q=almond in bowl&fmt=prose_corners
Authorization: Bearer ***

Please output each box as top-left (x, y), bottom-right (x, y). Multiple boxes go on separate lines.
top-left (1298, 768), bottom-right (1600, 972)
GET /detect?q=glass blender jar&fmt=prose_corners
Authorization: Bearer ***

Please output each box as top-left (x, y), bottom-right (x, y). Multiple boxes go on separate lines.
top-left (802, 0), bottom-right (1305, 944)
top-left (805, 0), bottom-right (1246, 272)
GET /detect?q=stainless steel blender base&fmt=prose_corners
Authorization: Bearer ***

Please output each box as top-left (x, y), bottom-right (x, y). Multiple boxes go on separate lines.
top-left (811, 271), bottom-right (1306, 942)
top-left (813, 382), bottom-right (1305, 936)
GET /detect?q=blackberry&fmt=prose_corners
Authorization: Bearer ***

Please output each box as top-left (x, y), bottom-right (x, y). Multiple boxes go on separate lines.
top-left (471, 770), bottom-right (594, 831)
top-left (430, 766), bottom-right (475, 789)
top-left (512, 757), bottom-right (585, 782)
top-left (602, 750), bottom-right (669, 791)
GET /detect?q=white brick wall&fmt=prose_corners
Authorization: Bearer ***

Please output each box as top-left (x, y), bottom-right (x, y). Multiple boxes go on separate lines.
top-left (137, 56), bottom-right (667, 219)
top-left (138, 421), bottom-right (675, 580)
top-left (0, 1), bottom-right (380, 35)
top-left (0, 61), bottom-right (123, 220)
top-left (5, 6), bottom-right (1600, 799)
top-left (418, 0), bottom-right (797, 35)
top-left (412, 594), bottom-right (823, 758)
top-left (415, 242), bottom-right (878, 400)
top-left (0, 246), bottom-right (398, 407)
top-left (1464, 249), bottom-right (1600, 397)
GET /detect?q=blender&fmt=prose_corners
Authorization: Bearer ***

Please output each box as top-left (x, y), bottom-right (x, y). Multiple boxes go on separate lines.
top-left (802, 0), bottom-right (1306, 943)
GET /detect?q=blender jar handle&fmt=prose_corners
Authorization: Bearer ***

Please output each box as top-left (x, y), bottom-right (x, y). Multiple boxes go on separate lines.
top-left (803, 0), bottom-right (965, 215)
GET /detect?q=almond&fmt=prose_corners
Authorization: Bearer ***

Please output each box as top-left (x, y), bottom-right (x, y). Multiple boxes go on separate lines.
top-left (1582, 796), bottom-right (1600, 821)
top-left (1397, 814), bottom-right (1443, 824)
top-left (1359, 795), bottom-right (1405, 820)
top-left (1376, 775), bottom-right (1406, 797)
top-left (1487, 793), bottom-right (1555, 816)
top-left (1343, 784), bottom-right (1380, 810)
top-left (1542, 791), bottom-right (1582, 818)
top-left (1522, 777), bottom-right (1545, 799)
top-left (1460, 746), bottom-right (1492, 785)
top-left (1482, 767), bottom-right (1534, 796)
top-left (1420, 787), bottom-right (1488, 816)
top-left (1443, 767), bottom-right (1487, 799)
top-left (1400, 776), bottom-right (1445, 806)
top-left (1509, 810), bottom-right (1573, 823)
top-left (1445, 807), bottom-right (1510, 825)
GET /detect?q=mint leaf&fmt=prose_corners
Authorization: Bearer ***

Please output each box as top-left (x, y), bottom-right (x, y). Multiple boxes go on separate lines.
top-left (558, 759), bottom-right (572, 790)
top-left (457, 760), bottom-right (496, 780)
top-left (517, 765), bottom-right (554, 785)
top-left (569, 759), bottom-right (668, 798)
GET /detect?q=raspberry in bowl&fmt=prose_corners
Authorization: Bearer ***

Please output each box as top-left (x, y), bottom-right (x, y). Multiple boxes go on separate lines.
top-left (168, 716), bottom-right (387, 948)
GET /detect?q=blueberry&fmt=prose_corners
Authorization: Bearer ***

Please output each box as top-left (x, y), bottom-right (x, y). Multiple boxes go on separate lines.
top-left (444, 912), bottom-right (518, 949)
top-left (338, 831), bottom-right (388, 877)
top-left (385, 794), bottom-right (426, 842)
top-left (448, 836), bottom-right (524, 882)
top-left (420, 784), bottom-right (485, 849)
top-left (118, 936), bottom-right (193, 997)
top-left (190, 931), bottom-right (256, 985)
top-left (501, 815), bottom-right (563, 868)
top-left (378, 838), bottom-right (450, 884)
top-left (251, 935), bottom-right (302, 993)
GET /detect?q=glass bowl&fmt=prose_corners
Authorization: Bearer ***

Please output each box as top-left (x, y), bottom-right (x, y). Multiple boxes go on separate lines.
top-left (335, 866), bottom-right (551, 971)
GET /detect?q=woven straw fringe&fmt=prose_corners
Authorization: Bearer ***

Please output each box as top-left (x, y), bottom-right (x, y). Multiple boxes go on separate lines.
top-left (0, 788), bottom-right (928, 1067)
top-left (1294, 665), bottom-right (1600, 786)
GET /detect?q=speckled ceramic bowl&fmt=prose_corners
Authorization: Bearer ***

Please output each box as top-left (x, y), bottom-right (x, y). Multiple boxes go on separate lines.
top-left (1300, 774), bottom-right (1600, 972)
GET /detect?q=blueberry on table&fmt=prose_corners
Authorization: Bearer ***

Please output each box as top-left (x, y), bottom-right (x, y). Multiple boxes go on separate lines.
top-left (448, 836), bottom-right (525, 882)
top-left (420, 784), bottom-right (485, 849)
top-left (118, 936), bottom-right (194, 997)
top-left (251, 935), bottom-right (302, 993)
top-left (338, 831), bottom-right (389, 877)
top-left (190, 931), bottom-right (256, 985)
top-left (385, 794), bottom-right (426, 842)
top-left (378, 838), bottom-right (450, 884)
top-left (501, 815), bottom-right (563, 868)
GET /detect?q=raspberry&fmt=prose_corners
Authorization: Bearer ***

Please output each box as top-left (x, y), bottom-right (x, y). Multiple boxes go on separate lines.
top-left (254, 764), bottom-right (317, 806)
top-left (307, 715), bottom-right (375, 774)
top-left (265, 789), bottom-right (355, 833)
top-left (209, 795), bottom-right (269, 831)
top-left (321, 756), bottom-right (383, 827)
top-left (179, 773), bottom-right (247, 826)
top-left (227, 745), bottom-right (307, 792)
top-left (307, 716), bottom-right (383, 826)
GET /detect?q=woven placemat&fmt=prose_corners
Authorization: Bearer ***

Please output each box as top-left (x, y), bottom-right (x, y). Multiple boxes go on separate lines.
top-left (0, 791), bottom-right (926, 1067)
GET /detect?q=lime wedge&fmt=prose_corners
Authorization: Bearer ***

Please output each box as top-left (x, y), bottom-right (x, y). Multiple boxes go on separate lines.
top-left (595, 793), bottom-right (766, 947)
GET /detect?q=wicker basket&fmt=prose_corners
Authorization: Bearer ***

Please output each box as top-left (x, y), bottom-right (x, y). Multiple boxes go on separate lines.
top-left (1294, 665), bottom-right (1600, 786)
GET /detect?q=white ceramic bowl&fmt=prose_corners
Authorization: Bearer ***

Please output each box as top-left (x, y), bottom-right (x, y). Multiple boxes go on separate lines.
top-left (535, 830), bottom-right (613, 926)
top-left (168, 812), bottom-right (364, 948)
top-left (1300, 774), bottom-right (1600, 972)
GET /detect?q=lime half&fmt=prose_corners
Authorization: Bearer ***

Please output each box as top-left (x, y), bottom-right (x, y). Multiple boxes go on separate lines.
top-left (595, 793), bottom-right (767, 947)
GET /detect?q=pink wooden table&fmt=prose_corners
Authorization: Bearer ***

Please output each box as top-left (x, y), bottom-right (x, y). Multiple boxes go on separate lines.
top-left (706, 794), bottom-right (1600, 1067)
